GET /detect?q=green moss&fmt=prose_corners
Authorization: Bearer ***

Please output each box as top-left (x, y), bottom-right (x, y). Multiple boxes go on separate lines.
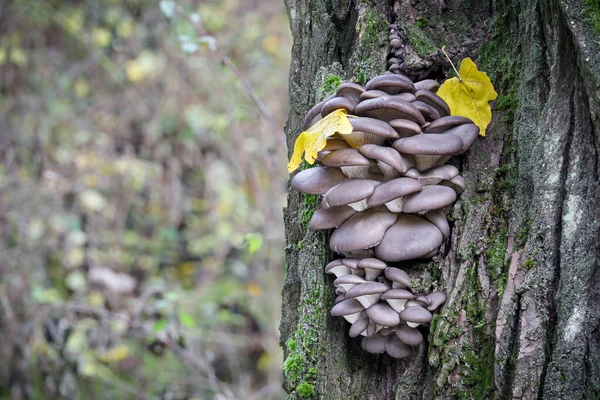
top-left (486, 228), bottom-right (508, 281)
top-left (583, 0), bottom-right (600, 33)
top-left (523, 259), bottom-right (534, 269)
top-left (362, 9), bottom-right (388, 46)
top-left (296, 382), bottom-right (316, 398)
top-left (406, 26), bottom-right (436, 57)
top-left (283, 353), bottom-right (305, 385)
top-left (415, 16), bottom-right (428, 28)
top-left (320, 75), bottom-right (342, 97)
top-left (300, 193), bottom-right (318, 230)
top-left (286, 338), bottom-right (298, 352)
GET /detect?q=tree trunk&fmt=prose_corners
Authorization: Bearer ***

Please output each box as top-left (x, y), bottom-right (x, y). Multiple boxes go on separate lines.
top-left (281, 0), bottom-right (600, 399)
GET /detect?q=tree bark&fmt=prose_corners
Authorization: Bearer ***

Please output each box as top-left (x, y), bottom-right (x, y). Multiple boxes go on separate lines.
top-left (281, 0), bottom-right (600, 399)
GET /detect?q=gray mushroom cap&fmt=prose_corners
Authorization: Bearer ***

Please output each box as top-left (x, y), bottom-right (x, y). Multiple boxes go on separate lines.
top-left (361, 333), bottom-right (387, 354)
top-left (324, 259), bottom-right (351, 278)
top-left (399, 305), bottom-right (433, 327)
top-left (331, 298), bottom-right (364, 315)
top-left (385, 334), bottom-right (412, 358)
top-left (440, 174), bottom-right (466, 195)
top-left (412, 100), bottom-right (441, 121)
top-left (445, 123), bottom-right (480, 154)
top-left (395, 324), bottom-right (424, 346)
top-left (426, 292), bottom-right (447, 311)
top-left (393, 134), bottom-right (464, 171)
top-left (321, 147), bottom-right (374, 166)
top-left (375, 214), bottom-right (444, 262)
top-left (359, 145), bottom-right (416, 179)
top-left (321, 96), bottom-right (356, 117)
top-left (424, 115), bottom-right (472, 133)
top-left (413, 79), bottom-right (440, 92)
top-left (346, 117), bottom-right (400, 148)
top-left (335, 82), bottom-right (365, 103)
top-left (359, 90), bottom-right (390, 101)
top-left (384, 267), bottom-right (412, 289)
top-left (381, 288), bottom-right (415, 313)
top-left (357, 257), bottom-right (387, 281)
top-left (322, 179), bottom-right (380, 210)
top-left (366, 177), bottom-right (423, 210)
top-left (418, 164), bottom-right (459, 185)
top-left (401, 185), bottom-right (457, 214)
top-left (389, 119), bottom-right (422, 138)
top-left (317, 138), bottom-right (351, 160)
top-left (366, 303), bottom-right (401, 327)
top-left (349, 316), bottom-right (370, 338)
top-left (310, 205), bottom-right (357, 230)
top-left (333, 274), bottom-right (367, 293)
top-left (424, 208), bottom-right (451, 239)
top-left (345, 281), bottom-right (390, 308)
top-left (330, 209), bottom-right (398, 254)
top-left (414, 89), bottom-right (451, 117)
top-left (364, 74), bottom-right (415, 95)
top-left (356, 97), bottom-right (426, 125)
top-left (290, 166), bottom-right (347, 195)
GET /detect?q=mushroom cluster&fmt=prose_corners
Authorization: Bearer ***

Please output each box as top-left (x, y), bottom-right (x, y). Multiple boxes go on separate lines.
top-left (290, 28), bottom-right (479, 357)
top-left (328, 259), bottom-right (446, 357)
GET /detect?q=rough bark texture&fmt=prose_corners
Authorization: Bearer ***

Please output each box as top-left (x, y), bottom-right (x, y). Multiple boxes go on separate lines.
top-left (281, 0), bottom-right (600, 399)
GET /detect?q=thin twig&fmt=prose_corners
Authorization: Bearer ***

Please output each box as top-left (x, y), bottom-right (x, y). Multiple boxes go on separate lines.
top-left (441, 46), bottom-right (462, 81)
top-left (173, 3), bottom-right (287, 152)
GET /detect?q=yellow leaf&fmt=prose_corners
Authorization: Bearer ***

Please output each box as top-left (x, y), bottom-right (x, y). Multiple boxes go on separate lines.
top-left (98, 345), bottom-right (129, 363)
top-left (287, 109), bottom-right (353, 173)
top-left (437, 58), bottom-right (498, 136)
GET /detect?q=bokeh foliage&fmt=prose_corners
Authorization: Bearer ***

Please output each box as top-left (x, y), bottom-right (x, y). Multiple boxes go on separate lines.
top-left (0, 0), bottom-right (290, 398)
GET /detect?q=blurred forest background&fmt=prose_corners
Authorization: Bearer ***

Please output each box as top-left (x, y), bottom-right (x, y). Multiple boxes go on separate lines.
top-left (0, 0), bottom-right (291, 399)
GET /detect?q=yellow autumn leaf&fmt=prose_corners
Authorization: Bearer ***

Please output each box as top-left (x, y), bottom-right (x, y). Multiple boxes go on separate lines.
top-left (287, 109), bottom-right (353, 173)
top-left (98, 345), bottom-right (129, 363)
top-left (437, 58), bottom-right (498, 136)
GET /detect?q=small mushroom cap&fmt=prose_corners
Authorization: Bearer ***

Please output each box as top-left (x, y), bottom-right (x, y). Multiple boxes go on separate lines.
top-left (341, 258), bottom-right (360, 268)
top-left (393, 134), bottom-right (464, 156)
top-left (414, 89), bottom-right (450, 117)
top-left (310, 205), bottom-right (357, 230)
top-left (359, 90), bottom-right (390, 101)
top-left (367, 178), bottom-right (423, 207)
top-left (365, 74), bottom-right (415, 95)
top-left (445, 123), bottom-right (480, 154)
top-left (322, 179), bottom-right (380, 208)
top-left (413, 79), bottom-right (440, 92)
top-left (388, 57), bottom-right (399, 66)
top-left (334, 294), bottom-right (346, 304)
top-left (426, 292), bottom-right (447, 311)
top-left (401, 185), bottom-right (457, 213)
top-left (392, 92), bottom-right (416, 102)
top-left (440, 174), bottom-right (466, 195)
top-left (385, 334), bottom-right (412, 358)
top-left (356, 97), bottom-right (425, 125)
top-left (396, 324), bottom-right (424, 346)
top-left (335, 82), bottom-right (366, 103)
top-left (404, 168), bottom-right (421, 179)
top-left (424, 208), bottom-right (451, 239)
top-left (375, 215), bottom-right (443, 262)
top-left (361, 333), bottom-right (387, 354)
top-left (345, 282), bottom-right (390, 304)
top-left (384, 268), bottom-right (412, 288)
top-left (389, 119), bottom-right (422, 138)
top-left (345, 117), bottom-right (400, 148)
top-left (412, 100), bottom-right (441, 121)
top-left (418, 164), bottom-right (459, 185)
top-left (366, 303), bottom-right (401, 327)
top-left (424, 115), bottom-right (472, 133)
top-left (324, 259), bottom-right (351, 277)
top-left (349, 317), bottom-right (370, 338)
top-left (330, 298), bottom-right (364, 317)
top-left (302, 94), bottom-right (335, 129)
top-left (359, 145), bottom-right (415, 176)
top-left (399, 305), bottom-right (433, 324)
top-left (291, 166), bottom-right (347, 195)
top-left (381, 288), bottom-right (415, 301)
top-left (321, 96), bottom-right (356, 117)
top-left (321, 148), bottom-right (375, 168)
top-left (358, 258), bottom-right (388, 281)
top-left (317, 138), bottom-right (351, 159)
top-left (330, 209), bottom-right (398, 253)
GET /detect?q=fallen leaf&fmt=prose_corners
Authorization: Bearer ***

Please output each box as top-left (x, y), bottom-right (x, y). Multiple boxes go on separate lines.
top-left (437, 58), bottom-right (498, 136)
top-left (288, 109), bottom-right (353, 173)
